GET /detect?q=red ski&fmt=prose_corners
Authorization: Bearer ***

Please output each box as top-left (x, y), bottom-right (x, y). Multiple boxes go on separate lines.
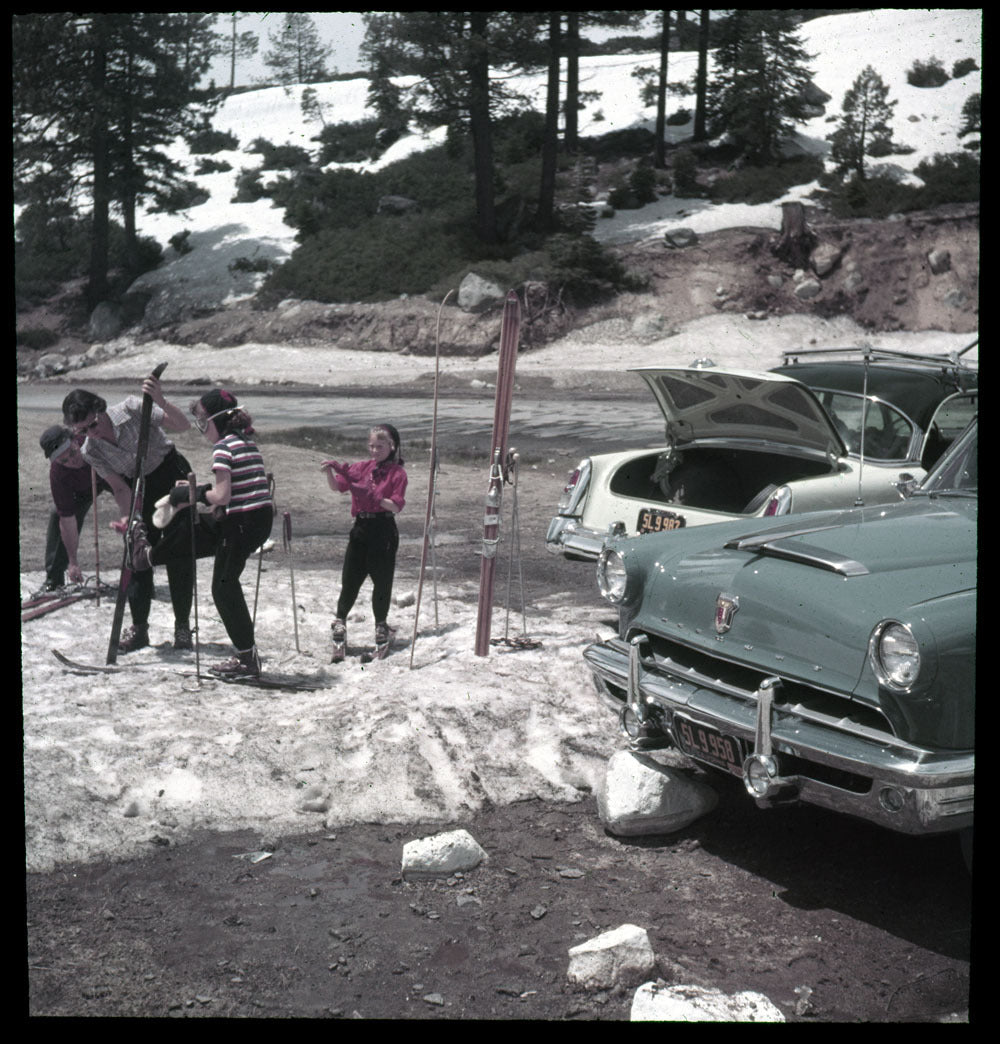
top-left (474, 290), bottom-right (521, 657)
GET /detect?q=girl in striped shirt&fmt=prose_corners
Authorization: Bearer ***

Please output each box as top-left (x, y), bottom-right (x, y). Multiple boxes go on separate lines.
top-left (190, 389), bottom-right (274, 679)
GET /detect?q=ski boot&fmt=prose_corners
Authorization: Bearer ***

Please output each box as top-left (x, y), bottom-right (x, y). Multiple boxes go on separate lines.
top-left (330, 619), bottom-right (346, 663)
top-left (361, 622), bottom-right (394, 663)
top-left (209, 647), bottom-right (261, 681)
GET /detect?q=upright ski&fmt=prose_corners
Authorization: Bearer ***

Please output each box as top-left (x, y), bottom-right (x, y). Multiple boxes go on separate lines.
top-left (106, 362), bottom-right (168, 664)
top-left (474, 290), bottom-right (521, 657)
top-left (410, 288), bottom-right (452, 668)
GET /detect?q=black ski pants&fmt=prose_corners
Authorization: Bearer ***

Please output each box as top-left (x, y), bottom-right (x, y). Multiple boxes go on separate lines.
top-left (211, 505), bottom-right (274, 653)
top-left (336, 514), bottom-right (399, 626)
top-left (128, 449), bottom-right (194, 632)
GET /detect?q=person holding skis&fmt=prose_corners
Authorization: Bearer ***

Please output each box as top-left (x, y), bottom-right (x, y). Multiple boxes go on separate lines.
top-left (35, 425), bottom-right (112, 595)
top-left (62, 374), bottom-right (196, 653)
top-left (131, 389), bottom-right (274, 680)
top-left (321, 424), bottom-right (407, 662)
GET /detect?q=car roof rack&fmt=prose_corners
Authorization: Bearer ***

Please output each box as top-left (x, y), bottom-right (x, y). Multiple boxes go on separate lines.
top-left (781, 339), bottom-right (978, 373)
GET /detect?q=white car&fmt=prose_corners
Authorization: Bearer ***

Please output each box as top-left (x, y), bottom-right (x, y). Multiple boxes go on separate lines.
top-left (546, 348), bottom-right (977, 560)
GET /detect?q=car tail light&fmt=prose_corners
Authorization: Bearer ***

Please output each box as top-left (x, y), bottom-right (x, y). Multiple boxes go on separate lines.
top-left (763, 485), bottom-right (791, 516)
top-left (557, 459), bottom-right (591, 514)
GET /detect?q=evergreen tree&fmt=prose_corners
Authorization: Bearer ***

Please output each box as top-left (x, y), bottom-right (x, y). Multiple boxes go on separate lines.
top-left (224, 12), bottom-right (260, 91)
top-left (261, 12), bottom-right (332, 85)
top-left (14, 13), bottom-right (219, 309)
top-left (959, 93), bottom-right (981, 146)
top-left (708, 10), bottom-right (814, 164)
top-left (360, 12), bottom-right (537, 245)
top-left (827, 65), bottom-right (896, 180)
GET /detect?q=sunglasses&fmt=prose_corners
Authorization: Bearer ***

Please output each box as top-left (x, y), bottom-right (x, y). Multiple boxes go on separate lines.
top-left (195, 408), bottom-right (230, 434)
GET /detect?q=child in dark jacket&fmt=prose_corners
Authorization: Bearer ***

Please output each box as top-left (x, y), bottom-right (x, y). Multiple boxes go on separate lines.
top-left (321, 423), bottom-right (407, 660)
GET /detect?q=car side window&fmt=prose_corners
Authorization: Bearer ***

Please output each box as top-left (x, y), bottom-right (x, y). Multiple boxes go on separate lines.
top-left (821, 392), bottom-right (912, 460)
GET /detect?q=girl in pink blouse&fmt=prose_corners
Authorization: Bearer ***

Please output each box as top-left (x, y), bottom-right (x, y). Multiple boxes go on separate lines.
top-left (321, 424), bottom-right (407, 660)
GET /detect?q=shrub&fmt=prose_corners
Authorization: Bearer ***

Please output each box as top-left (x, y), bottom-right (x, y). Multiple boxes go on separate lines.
top-left (709, 154), bottom-right (824, 205)
top-left (232, 168), bottom-right (267, 203)
top-left (169, 230), bottom-right (193, 255)
top-left (17, 327), bottom-right (60, 350)
top-left (671, 148), bottom-right (701, 197)
top-left (188, 127), bottom-right (239, 154)
top-left (544, 233), bottom-right (644, 306)
top-left (149, 180), bottom-right (209, 214)
top-left (316, 119), bottom-right (383, 164)
top-left (229, 255), bottom-right (274, 274)
top-left (913, 152), bottom-right (980, 206)
top-left (952, 57), bottom-right (979, 79)
top-left (906, 57), bottom-right (949, 88)
top-left (195, 157), bottom-right (233, 175)
top-left (666, 107), bottom-right (692, 126)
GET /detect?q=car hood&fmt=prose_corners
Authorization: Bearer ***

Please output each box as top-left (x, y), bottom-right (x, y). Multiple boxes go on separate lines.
top-left (627, 499), bottom-right (977, 696)
top-left (632, 365), bottom-right (847, 457)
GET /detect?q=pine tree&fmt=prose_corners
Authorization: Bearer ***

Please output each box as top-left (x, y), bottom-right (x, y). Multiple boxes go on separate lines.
top-left (708, 10), bottom-right (814, 164)
top-left (261, 13), bottom-right (332, 85)
top-left (827, 65), bottom-right (896, 180)
top-left (224, 12), bottom-right (260, 91)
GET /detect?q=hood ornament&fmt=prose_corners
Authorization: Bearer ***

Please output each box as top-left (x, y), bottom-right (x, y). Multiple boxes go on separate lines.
top-left (714, 592), bottom-right (739, 635)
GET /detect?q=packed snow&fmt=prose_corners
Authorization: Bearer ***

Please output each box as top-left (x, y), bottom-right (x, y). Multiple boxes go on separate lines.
top-left (21, 10), bottom-right (980, 874)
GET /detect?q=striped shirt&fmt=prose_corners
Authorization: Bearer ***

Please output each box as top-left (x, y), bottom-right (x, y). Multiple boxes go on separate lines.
top-left (81, 395), bottom-right (174, 480)
top-left (212, 432), bottom-right (272, 515)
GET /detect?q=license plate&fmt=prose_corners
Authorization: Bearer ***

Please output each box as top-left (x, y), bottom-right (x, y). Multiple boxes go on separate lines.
top-left (673, 715), bottom-right (744, 776)
top-left (637, 507), bottom-right (686, 534)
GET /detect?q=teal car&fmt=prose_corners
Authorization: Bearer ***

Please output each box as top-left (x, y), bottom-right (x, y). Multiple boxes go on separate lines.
top-left (585, 418), bottom-right (976, 856)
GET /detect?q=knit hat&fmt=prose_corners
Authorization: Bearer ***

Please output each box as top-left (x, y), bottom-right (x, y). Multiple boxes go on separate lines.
top-left (40, 425), bottom-right (73, 461)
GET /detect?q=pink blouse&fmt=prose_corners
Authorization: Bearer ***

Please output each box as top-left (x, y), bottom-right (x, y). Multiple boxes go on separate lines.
top-left (334, 459), bottom-right (407, 516)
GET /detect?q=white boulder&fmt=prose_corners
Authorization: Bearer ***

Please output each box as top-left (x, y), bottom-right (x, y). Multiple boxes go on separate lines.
top-left (401, 828), bottom-right (487, 877)
top-left (631, 982), bottom-right (785, 1022)
top-left (567, 924), bottom-right (656, 989)
top-left (597, 750), bottom-right (718, 836)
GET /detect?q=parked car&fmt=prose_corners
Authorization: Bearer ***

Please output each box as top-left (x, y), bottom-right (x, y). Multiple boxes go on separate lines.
top-left (584, 417), bottom-right (976, 861)
top-left (547, 346), bottom-right (977, 560)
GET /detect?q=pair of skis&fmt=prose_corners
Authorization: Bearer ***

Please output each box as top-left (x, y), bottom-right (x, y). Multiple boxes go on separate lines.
top-left (21, 583), bottom-right (112, 622)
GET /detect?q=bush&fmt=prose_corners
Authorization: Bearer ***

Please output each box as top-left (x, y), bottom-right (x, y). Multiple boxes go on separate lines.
top-left (188, 127), bottom-right (239, 154)
top-left (666, 107), bottom-right (692, 126)
top-left (709, 155), bottom-right (824, 205)
top-left (229, 255), bottom-right (274, 274)
top-left (913, 152), bottom-right (980, 206)
top-left (907, 57), bottom-right (949, 88)
top-left (316, 119), bottom-right (383, 164)
top-left (952, 57), bottom-right (979, 79)
top-left (169, 230), bottom-right (193, 256)
top-left (194, 157), bottom-right (232, 175)
top-left (17, 327), bottom-right (60, 350)
top-left (671, 148), bottom-right (701, 197)
top-left (544, 233), bottom-right (644, 306)
top-left (232, 168), bottom-right (267, 203)
top-left (149, 180), bottom-right (209, 214)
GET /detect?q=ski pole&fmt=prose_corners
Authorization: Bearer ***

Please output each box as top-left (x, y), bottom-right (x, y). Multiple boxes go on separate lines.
top-left (188, 472), bottom-right (201, 683)
top-left (282, 510), bottom-right (300, 653)
top-left (252, 472), bottom-right (274, 627)
top-left (91, 467), bottom-right (101, 606)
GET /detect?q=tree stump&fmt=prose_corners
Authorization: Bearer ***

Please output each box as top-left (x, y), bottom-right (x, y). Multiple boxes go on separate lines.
top-left (774, 201), bottom-right (816, 268)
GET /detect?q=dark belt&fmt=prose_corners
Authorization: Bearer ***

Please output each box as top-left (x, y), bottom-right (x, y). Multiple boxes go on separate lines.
top-left (356, 510), bottom-right (391, 519)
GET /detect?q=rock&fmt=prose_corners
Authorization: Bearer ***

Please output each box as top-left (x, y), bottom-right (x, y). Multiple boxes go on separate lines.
top-left (793, 277), bottom-right (822, 301)
top-left (567, 924), bottom-right (656, 989)
top-left (457, 273), bottom-right (505, 313)
top-left (631, 982), bottom-right (785, 1022)
top-left (597, 750), bottom-right (718, 836)
top-left (401, 828), bottom-right (487, 877)
top-left (630, 313), bottom-right (670, 340)
top-left (927, 249), bottom-right (952, 274)
top-left (811, 242), bottom-right (843, 278)
top-left (298, 785), bottom-right (330, 813)
top-left (88, 301), bottom-right (123, 341)
top-left (34, 352), bottom-right (71, 378)
top-left (663, 227), bottom-right (698, 249)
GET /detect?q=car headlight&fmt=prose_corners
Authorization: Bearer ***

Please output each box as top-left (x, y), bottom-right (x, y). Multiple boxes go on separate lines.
top-left (869, 620), bottom-right (921, 691)
top-left (597, 548), bottom-right (628, 603)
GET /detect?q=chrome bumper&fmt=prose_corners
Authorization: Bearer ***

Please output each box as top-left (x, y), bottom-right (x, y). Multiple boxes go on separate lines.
top-left (545, 516), bottom-right (604, 560)
top-left (584, 635), bottom-right (974, 836)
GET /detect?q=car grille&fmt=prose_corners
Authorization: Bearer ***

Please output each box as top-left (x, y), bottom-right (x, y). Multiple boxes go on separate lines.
top-left (637, 631), bottom-right (896, 741)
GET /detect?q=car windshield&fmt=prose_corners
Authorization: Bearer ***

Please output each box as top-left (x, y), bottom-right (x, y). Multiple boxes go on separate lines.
top-left (915, 420), bottom-right (977, 496)
top-left (814, 390), bottom-right (913, 460)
